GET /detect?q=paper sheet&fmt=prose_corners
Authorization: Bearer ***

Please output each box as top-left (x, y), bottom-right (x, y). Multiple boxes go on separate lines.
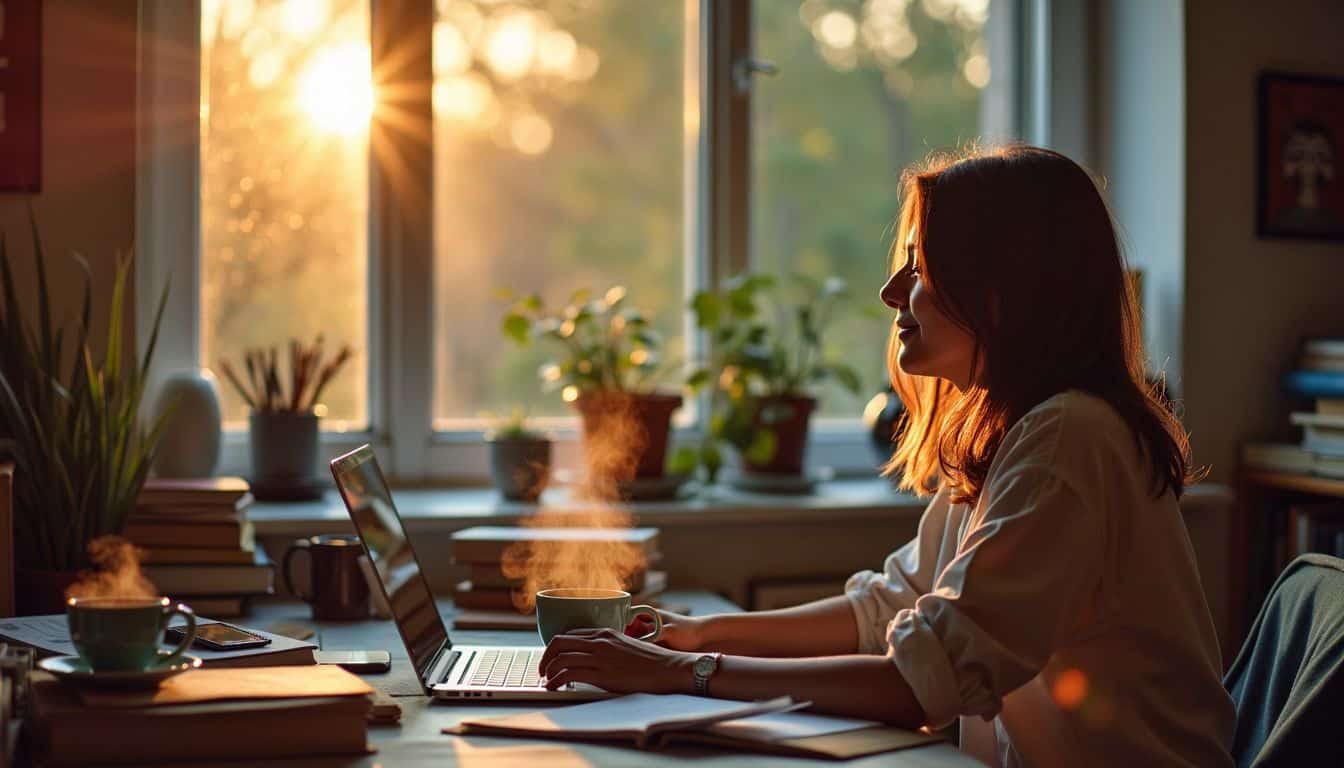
top-left (455, 693), bottom-right (798, 740)
top-left (702, 710), bottom-right (876, 741)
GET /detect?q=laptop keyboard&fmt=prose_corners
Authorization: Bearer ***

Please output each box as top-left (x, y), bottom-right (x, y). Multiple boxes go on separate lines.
top-left (469, 649), bottom-right (543, 688)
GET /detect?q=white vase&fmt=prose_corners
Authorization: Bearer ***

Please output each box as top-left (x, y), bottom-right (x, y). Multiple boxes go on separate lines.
top-left (151, 369), bottom-right (222, 478)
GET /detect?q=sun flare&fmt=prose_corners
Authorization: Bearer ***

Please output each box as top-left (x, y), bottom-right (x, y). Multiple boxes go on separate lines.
top-left (297, 42), bottom-right (374, 136)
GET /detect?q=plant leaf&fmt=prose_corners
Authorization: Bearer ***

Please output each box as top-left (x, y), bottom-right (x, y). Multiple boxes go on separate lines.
top-left (502, 313), bottom-right (531, 345)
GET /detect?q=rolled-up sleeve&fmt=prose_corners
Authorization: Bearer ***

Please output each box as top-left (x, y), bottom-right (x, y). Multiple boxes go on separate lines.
top-left (845, 489), bottom-right (951, 654)
top-left (886, 466), bottom-right (1103, 729)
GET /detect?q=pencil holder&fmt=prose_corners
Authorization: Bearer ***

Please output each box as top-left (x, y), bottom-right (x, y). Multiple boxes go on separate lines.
top-left (249, 411), bottom-right (324, 501)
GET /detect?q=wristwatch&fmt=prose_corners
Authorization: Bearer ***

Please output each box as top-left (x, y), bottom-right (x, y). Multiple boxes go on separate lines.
top-left (692, 653), bottom-right (722, 696)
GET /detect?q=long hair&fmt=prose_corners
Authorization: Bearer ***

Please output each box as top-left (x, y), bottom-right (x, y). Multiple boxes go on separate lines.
top-left (884, 145), bottom-right (1199, 504)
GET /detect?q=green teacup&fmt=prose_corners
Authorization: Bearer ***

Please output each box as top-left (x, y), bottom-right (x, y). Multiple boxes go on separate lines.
top-left (66, 596), bottom-right (197, 672)
top-left (535, 588), bottom-right (662, 645)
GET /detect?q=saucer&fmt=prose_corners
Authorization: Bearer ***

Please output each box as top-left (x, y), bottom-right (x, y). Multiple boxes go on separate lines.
top-left (725, 466), bottom-right (835, 495)
top-left (38, 651), bottom-right (202, 690)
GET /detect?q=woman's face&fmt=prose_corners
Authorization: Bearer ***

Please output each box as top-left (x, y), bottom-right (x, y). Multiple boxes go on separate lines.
top-left (879, 225), bottom-right (978, 390)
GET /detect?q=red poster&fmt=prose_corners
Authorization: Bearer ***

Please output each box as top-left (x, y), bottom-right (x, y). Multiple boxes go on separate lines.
top-left (0, 0), bottom-right (41, 192)
top-left (1258, 72), bottom-right (1344, 241)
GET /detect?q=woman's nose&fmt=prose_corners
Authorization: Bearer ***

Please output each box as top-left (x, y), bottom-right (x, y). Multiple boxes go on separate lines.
top-left (879, 273), bottom-right (907, 310)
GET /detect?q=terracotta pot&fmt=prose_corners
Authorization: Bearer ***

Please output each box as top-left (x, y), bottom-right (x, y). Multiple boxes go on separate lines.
top-left (572, 391), bottom-right (682, 479)
top-left (489, 436), bottom-right (553, 502)
top-left (16, 569), bottom-right (79, 616)
top-left (744, 395), bottom-right (817, 475)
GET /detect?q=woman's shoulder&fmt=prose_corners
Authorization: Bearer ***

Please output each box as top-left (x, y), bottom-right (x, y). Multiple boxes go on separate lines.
top-left (992, 390), bottom-right (1138, 484)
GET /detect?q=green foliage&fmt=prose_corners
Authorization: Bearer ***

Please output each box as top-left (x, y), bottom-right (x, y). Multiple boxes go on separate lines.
top-left (499, 285), bottom-right (669, 396)
top-left (683, 272), bottom-right (862, 480)
top-left (0, 217), bottom-right (172, 571)
top-left (486, 406), bottom-right (545, 441)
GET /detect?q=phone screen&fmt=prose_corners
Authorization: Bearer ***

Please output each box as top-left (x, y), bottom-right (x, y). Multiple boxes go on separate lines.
top-left (168, 622), bottom-right (271, 649)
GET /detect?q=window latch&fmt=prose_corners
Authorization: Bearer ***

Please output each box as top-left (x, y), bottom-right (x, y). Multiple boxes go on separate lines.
top-left (732, 57), bottom-right (779, 94)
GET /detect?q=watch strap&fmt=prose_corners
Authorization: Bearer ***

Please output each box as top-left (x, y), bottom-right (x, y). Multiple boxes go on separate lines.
top-left (692, 652), bottom-right (721, 695)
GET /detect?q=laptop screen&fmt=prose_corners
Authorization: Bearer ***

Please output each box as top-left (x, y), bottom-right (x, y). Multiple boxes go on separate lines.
top-left (331, 446), bottom-right (449, 680)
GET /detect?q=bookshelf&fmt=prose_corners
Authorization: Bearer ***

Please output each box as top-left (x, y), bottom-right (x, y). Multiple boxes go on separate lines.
top-left (1233, 466), bottom-right (1344, 652)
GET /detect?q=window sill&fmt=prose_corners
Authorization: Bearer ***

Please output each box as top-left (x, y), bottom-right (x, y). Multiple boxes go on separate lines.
top-left (247, 478), bottom-right (927, 537)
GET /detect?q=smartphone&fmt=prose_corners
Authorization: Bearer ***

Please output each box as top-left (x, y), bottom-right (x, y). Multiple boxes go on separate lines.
top-left (165, 621), bottom-right (272, 650)
top-left (314, 650), bottom-right (392, 673)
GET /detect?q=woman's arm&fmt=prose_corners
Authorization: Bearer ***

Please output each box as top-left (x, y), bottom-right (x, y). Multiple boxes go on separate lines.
top-left (540, 628), bottom-right (927, 727)
top-left (673, 596), bottom-right (861, 657)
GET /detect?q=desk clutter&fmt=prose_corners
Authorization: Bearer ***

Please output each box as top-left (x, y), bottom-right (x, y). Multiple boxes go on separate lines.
top-left (449, 526), bottom-right (668, 630)
top-left (1244, 338), bottom-right (1344, 481)
top-left (126, 477), bottom-right (272, 617)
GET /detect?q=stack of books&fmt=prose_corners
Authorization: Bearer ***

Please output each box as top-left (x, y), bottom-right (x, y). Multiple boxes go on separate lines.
top-left (126, 478), bottom-right (273, 616)
top-left (30, 666), bottom-right (371, 765)
top-left (449, 526), bottom-right (664, 630)
top-left (1243, 338), bottom-right (1344, 479)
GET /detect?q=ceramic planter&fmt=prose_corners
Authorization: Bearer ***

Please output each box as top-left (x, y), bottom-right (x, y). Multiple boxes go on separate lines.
top-left (489, 436), bottom-right (553, 502)
top-left (572, 391), bottom-right (682, 480)
top-left (249, 410), bottom-right (323, 501)
top-left (744, 394), bottom-right (817, 475)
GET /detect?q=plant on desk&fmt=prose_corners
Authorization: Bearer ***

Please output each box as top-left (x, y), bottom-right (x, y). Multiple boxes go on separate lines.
top-left (218, 337), bottom-right (352, 501)
top-left (486, 407), bottom-right (552, 502)
top-left (499, 286), bottom-right (683, 496)
top-left (0, 219), bottom-right (172, 612)
top-left (676, 273), bottom-right (862, 486)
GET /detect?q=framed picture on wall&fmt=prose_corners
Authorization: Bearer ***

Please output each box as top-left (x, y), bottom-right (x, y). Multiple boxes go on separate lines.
top-left (0, 0), bottom-right (42, 192)
top-left (1257, 71), bottom-right (1344, 241)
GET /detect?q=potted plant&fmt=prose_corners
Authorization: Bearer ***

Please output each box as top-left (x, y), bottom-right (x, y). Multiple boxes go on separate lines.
top-left (0, 221), bottom-right (171, 614)
top-left (486, 408), bottom-right (552, 502)
top-left (500, 286), bottom-right (682, 491)
top-left (683, 273), bottom-right (861, 480)
top-left (218, 336), bottom-right (352, 501)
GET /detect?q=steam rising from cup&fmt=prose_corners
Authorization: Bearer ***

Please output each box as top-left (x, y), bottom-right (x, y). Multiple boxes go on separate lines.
top-left (64, 536), bottom-right (159, 600)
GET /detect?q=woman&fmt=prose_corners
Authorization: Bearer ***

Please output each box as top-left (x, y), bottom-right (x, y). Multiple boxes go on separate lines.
top-left (538, 146), bottom-right (1236, 767)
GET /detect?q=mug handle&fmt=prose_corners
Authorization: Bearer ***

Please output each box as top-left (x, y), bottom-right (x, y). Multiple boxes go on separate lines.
top-left (160, 602), bottom-right (197, 665)
top-left (282, 538), bottom-right (313, 602)
top-left (627, 605), bottom-right (662, 642)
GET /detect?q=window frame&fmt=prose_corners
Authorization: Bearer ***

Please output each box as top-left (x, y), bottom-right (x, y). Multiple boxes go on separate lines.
top-left (137, 0), bottom-right (1042, 485)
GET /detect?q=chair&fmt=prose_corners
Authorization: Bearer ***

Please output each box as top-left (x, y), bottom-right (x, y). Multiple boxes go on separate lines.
top-left (1224, 554), bottom-right (1344, 767)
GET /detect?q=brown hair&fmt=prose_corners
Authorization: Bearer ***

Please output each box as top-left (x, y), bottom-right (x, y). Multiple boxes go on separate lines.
top-left (885, 145), bottom-right (1199, 503)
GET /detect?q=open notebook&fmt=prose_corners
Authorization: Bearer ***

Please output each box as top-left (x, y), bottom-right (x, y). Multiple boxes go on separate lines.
top-left (449, 693), bottom-right (942, 759)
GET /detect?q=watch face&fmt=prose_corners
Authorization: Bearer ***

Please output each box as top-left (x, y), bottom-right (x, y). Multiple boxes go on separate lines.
top-left (694, 655), bottom-right (716, 676)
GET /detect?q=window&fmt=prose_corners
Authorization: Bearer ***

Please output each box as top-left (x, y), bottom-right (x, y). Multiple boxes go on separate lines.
top-left (200, 0), bottom-right (372, 430)
top-left (430, 0), bottom-right (686, 427)
top-left (752, 0), bottom-right (991, 418)
top-left (158, 0), bottom-right (1017, 479)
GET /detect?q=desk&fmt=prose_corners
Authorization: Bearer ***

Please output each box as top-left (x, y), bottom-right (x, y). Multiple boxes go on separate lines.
top-left (207, 593), bottom-right (978, 767)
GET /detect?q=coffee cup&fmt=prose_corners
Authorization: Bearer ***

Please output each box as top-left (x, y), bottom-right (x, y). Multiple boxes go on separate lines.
top-left (66, 596), bottom-right (197, 672)
top-left (535, 588), bottom-right (662, 645)
top-left (282, 534), bottom-right (371, 620)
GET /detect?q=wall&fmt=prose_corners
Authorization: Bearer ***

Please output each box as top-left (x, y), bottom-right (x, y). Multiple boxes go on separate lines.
top-left (1183, 0), bottom-right (1344, 484)
top-left (0, 0), bottom-right (139, 351)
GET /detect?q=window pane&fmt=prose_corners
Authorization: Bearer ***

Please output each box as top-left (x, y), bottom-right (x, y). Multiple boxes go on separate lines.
top-left (201, 0), bottom-right (371, 429)
top-left (752, 0), bottom-right (991, 417)
top-left (431, 0), bottom-right (686, 427)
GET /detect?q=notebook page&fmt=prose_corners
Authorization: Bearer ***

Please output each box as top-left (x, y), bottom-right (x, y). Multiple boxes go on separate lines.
top-left (701, 710), bottom-right (875, 741)
top-left (456, 693), bottom-right (797, 742)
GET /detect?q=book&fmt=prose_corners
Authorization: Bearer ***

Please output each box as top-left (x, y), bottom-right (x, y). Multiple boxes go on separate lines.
top-left (453, 571), bottom-right (666, 613)
top-left (450, 693), bottom-right (942, 759)
top-left (1284, 370), bottom-right (1344, 400)
top-left (140, 545), bottom-right (255, 566)
top-left (1291, 504), bottom-right (1344, 558)
top-left (1242, 442), bottom-right (1315, 475)
top-left (0, 615), bottom-right (316, 667)
top-left (451, 526), bottom-right (660, 565)
top-left (137, 477), bottom-right (251, 508)
top-left (1319, 398), bottom-right (1344, 417)
top-left (135, 493), bottom-right (255, 518)
top-left (172, 596), bottom-right (247, 617)
top-left (30, 669), bottom-right (369, 765)
top-left (143, 545), bottom-right (274, 597)
top-left (464, 556), bottom-right (659, 590)
top-left (124, 517), bottom-right (254, 550)
top-left (1290, 412), bottom-right (1344, 457)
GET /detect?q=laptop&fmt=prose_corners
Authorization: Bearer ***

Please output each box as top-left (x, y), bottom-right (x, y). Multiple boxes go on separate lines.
top-left (330, 445), bottom-right (608, 701)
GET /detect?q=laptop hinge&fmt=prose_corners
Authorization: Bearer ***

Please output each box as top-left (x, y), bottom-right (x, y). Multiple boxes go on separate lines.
top-left (423, 642), bottom-right (455, 687)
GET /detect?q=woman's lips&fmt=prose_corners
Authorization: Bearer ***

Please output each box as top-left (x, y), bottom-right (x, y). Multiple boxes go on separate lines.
top-left (898, 326), bottom-right (919, 341)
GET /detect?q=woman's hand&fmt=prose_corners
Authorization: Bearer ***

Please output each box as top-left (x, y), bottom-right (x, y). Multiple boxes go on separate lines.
top-left (625, 609), bottom-right (708, 652)
top-left (539, 628), bottom-right (697, 694)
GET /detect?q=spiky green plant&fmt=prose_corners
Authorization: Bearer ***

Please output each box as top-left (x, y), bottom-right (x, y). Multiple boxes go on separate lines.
top-left (0, 215), bottom-right (171, 571)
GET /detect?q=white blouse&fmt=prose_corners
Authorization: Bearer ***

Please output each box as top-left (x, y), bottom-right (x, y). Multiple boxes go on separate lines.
top-left (846, 390), bottom-right (1235, 768)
